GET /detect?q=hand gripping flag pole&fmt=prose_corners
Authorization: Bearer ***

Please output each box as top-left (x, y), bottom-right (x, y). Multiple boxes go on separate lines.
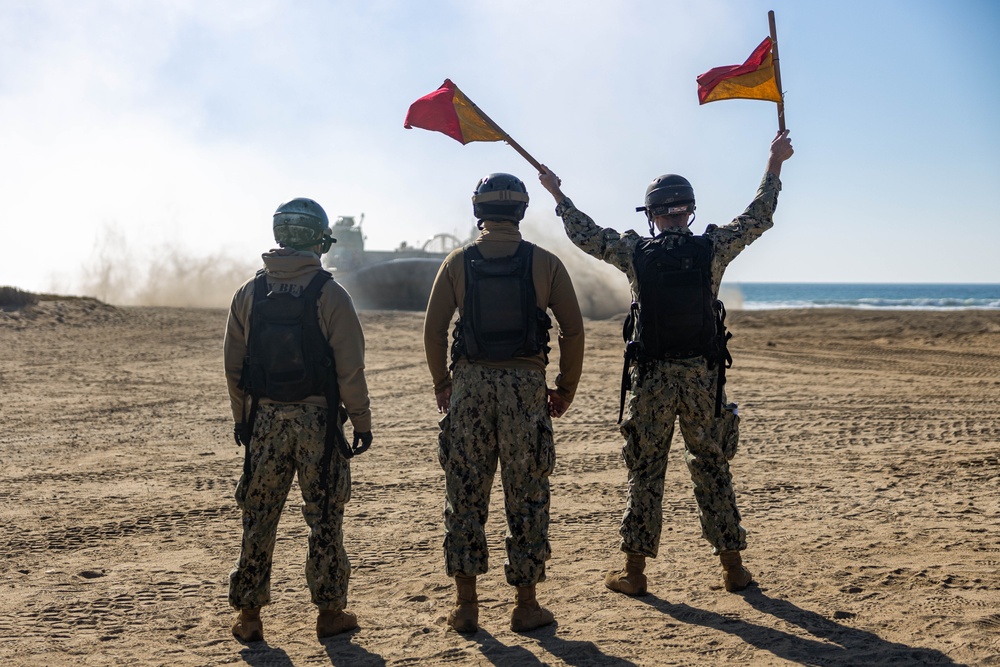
top-left (404, 79), bottom-right (544, 171)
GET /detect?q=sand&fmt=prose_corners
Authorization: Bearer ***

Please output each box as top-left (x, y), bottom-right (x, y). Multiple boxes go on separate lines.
top-left (1, 299), bottom-right (998, 666)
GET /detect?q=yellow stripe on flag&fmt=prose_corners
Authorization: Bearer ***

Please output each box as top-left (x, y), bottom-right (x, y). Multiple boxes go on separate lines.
top-left (452, 88), bottom-right (505, 143)
top-left (702, 52), bottom-right (781, 104)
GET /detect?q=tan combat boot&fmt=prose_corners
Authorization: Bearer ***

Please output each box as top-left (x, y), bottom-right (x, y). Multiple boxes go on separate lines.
top-left (232, 608), bottom-right (263, 642)
top-left (510, 584), bottom-right (555, 632)
top-left (605, 553), bottom-right (647, 596)
top-left (720, 550), bottom-right (753, 592)
top-left (447, 574), bottom-right (479, 634)
top-left (317, 609), bottom-right (359, 639)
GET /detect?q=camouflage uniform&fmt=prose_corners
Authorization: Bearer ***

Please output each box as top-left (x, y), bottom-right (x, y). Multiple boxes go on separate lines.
top-left (228, 404), bottom-right (351, 610)
top-left (438, 364), bottom-right (555, 586)
top-left (554, 172), bottom-right (781, 557)
top-left (423, 221), bottom-right (585, 588)
top-left (224, 248), bottom-right (371, 614)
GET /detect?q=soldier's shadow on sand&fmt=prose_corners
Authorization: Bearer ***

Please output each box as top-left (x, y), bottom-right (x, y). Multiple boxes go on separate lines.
top-left (473, 626), bottom-right (639, 667)
top-left (235, 632), bottom-right (387, 667)
top-left (321, 630), bottom-right (387, 667)
top-left (238, 641), bottom-right (294, 667)
top-left (640, 588), bottom-right (959, 666)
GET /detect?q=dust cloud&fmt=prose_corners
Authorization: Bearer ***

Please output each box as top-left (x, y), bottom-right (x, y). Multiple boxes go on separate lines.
top-left (80, 224), bottom-right (257, 308)
top-left (77, 222), bottom-right (744, 315)
top-left (560, 256), bottom-right (633, 320)
top-left (720, 284), bottom-right (744, 310)
top-left (521, 218), bottom-right (632, 320)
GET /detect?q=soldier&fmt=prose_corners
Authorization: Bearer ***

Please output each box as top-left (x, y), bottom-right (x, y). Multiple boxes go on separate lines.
top-left (224, 198), bottom-right (374, 642)
top-left (537, 130), bottom-right (794, 595)
top-left (424, 173), bottom-right (585, 633)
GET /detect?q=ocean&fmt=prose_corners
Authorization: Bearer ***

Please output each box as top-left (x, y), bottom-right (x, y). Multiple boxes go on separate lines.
top-left (723, 283), bottom-right (1000, 311)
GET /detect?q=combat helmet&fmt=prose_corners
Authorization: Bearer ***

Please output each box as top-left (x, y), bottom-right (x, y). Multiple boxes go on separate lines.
top-left (472, 173), bottom-right (529, 224)
top-left (273, 198), bottom-right (336, 253)
top-left (635, 174), bottom-right (696, 221)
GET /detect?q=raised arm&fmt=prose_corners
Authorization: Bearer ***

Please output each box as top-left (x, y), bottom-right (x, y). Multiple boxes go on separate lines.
top-left (708, 131), bottom-right (794, 272)
top-left (536, 165), bottom-right (639, 277)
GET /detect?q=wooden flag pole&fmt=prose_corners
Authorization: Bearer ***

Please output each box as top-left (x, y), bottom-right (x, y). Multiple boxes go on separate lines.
top-left (768, 10), bottom-right (786, 132)
top-left (451, 82), bottom-right (545, 172)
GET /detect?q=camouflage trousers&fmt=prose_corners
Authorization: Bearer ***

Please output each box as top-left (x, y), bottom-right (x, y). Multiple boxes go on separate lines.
top-left (229, 403), bottom-right (352, 611)
top-left (438, 364), bottom-right (555, 587)
top-left (618, 357), bottom-right (746, 557)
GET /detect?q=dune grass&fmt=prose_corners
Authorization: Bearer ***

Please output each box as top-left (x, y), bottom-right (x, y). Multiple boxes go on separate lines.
top-left (0, 286), bottom-right (39, 310)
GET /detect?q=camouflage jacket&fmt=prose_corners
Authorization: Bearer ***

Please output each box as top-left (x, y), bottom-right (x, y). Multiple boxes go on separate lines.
top-left (554, 171), bottom-right (782, 301)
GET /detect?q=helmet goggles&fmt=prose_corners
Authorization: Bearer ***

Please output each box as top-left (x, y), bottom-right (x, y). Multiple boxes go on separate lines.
top-left (638, 201), bottom-right (696, 218)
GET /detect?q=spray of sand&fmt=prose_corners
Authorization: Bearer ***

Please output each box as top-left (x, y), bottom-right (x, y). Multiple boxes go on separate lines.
top-left (78, 222), bottom-right (743, 315)
top-left (80, 224), bottom-right (258, 308)
top-left (520, 217), bottom-right (632, 320)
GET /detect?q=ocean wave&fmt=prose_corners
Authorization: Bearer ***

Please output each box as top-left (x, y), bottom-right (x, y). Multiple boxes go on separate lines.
top-left (742, 298), bottom-right (1000, 311)
top-left (728, 283), bottom-right (1000, 311)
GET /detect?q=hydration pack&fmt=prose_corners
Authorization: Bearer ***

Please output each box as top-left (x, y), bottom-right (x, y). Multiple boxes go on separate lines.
top-left (241, 270), bottom-right (335, 402)
top-left (451, 241), bottom-right (551, 364)
top-left (628, 234), bottom-right (717, 359)
top-left (618, 234), bottom-right (732, 423)
top-left (237, 268), bottom-right (356, 512)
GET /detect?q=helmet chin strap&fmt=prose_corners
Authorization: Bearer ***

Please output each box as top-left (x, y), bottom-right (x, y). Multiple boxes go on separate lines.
top-left (649, 213), bottom-right (696, 236)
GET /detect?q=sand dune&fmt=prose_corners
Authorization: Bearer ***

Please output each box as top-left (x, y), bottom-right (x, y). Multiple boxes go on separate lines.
top-left (1, 300), bottom-right (998, 665)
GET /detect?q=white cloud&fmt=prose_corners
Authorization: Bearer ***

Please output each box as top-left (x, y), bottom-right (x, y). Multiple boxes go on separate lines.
top-left (2, 0), bottom-right (998, 298)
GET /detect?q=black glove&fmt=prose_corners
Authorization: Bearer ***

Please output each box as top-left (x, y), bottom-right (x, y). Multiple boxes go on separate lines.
top-left (234, 422), bottom-right (251, 447)
top-left (351, 430), bottom-right (373, 456)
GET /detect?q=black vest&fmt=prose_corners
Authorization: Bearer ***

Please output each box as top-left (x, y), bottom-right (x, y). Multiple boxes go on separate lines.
top-left (630, 234), bottom-right (717, 359)
top-left (241, 270), bottom-right (335, 402)
top-left (452, 241), bottom-right (551, 363)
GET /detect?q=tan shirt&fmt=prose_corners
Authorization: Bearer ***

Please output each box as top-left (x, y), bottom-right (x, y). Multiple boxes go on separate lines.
top-left (422, 221), bottom-right (585, 403)
top-left (224, 248), bottom-right (372, 432)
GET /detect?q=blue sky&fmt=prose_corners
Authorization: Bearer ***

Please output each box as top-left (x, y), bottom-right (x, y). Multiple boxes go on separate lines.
top-left (1, 0), bottom-right (998, 301)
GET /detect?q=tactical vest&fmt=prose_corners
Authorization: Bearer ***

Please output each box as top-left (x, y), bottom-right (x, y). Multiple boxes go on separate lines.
top-left (241, 269), bottom-right (335, 403)
top-left (452, 241), bottom-right (551, 364)
top-left (629, 234), bottom-right (717, 359)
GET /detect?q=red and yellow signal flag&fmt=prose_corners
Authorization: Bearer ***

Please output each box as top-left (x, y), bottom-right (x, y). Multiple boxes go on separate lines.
top-left (696, 37), bottom-right (782, 105)
top-left (404, 79), bottom-right (505, 144)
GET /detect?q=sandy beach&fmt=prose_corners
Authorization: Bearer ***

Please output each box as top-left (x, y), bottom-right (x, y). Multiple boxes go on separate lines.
top-left (1, 299), bottom-right (998, 666)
